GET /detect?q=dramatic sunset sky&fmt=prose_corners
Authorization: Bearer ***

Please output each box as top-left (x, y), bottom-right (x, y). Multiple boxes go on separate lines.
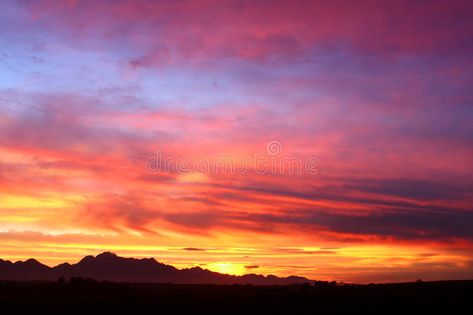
top-left (1, 0), bottom-right (472, 283)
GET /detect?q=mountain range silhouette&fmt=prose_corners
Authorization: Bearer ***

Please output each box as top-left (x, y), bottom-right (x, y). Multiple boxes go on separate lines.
top-left (0, 252), bottom-right (311, 285)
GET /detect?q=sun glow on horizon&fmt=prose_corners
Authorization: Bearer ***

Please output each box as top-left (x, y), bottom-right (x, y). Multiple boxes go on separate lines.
top-left (206, 262), bottom-right (246, 276)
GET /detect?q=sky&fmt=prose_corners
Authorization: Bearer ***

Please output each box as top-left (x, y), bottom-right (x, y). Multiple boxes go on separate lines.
top-left (0, 0), bottom-right (473, 283)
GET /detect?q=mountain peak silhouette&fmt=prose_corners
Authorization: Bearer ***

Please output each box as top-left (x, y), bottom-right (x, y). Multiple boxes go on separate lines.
top-left (20, 258), bottom-right (41, 265)
top-left (0, 252), bottom-right (313, 285)
top-left (96, 252), bottom-right (118, 259)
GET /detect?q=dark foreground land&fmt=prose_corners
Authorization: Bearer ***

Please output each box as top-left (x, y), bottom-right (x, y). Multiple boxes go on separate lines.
top-left (1, 279), bottom-right (472, 314)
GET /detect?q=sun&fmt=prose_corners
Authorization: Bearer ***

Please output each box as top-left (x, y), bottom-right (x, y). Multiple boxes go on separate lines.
top-left (207, 262), bottom-right (245, 276)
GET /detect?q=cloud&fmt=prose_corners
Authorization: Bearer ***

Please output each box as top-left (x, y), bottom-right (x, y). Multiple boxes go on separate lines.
top-left (182, 247), bottom-right (206, 251)
top-left (15, 0), bottom-right (473, 65)
top-left (78, 194), bottom-right (162, 234)
top-left (344, 178), bottom-right (473, 201)
top-left (240, 209), bottom-right (473, 241)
